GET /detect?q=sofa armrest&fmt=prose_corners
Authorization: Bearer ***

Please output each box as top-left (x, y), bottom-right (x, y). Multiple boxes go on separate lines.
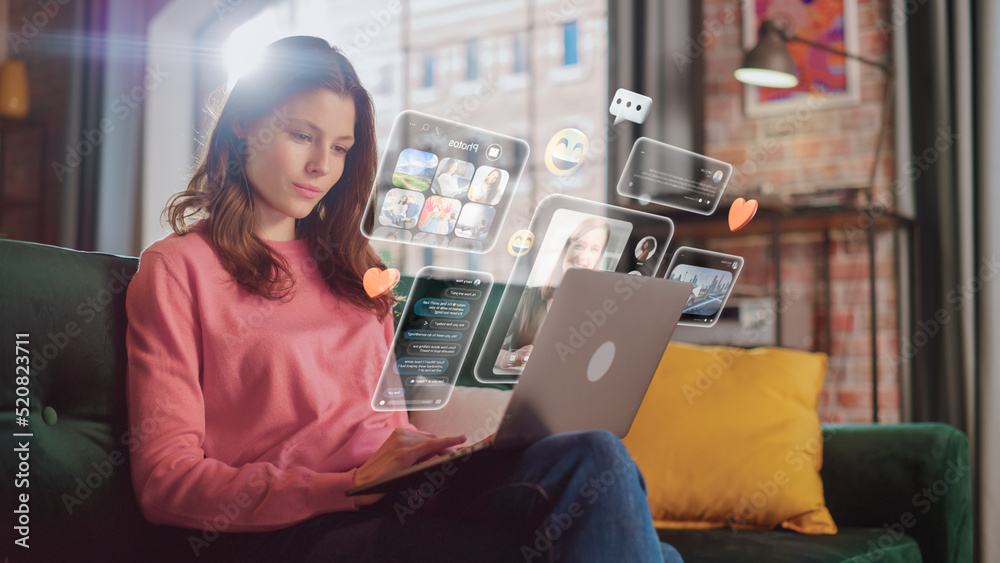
top-left (819, 423), bottom-right (972, 563)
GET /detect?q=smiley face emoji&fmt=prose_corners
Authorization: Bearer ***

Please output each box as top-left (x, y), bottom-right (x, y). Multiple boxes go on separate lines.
top-left (544, 128), bottom-right (589, 176)
top-left (507, 230), bottom-right (535, 257)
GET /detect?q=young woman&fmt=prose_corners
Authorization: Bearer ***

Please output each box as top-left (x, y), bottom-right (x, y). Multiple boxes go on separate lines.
top-left (496, 216), bottom-right (612, 370)
top-left (470, 168), bottom-right (504, 205)
top-left (432, 160), bottom-right (468, 198)
top-left (125, 36), bottom-right (681, 562)
top-left (636, 237), bottom-right (655, 261)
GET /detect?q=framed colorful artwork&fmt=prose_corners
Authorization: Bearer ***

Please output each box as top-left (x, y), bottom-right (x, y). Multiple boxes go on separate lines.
top-left (742, 0), bottom-right (860, 117)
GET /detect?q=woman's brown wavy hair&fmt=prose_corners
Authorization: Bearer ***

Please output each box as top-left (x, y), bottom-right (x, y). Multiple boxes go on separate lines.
top-left (164, 36), bottom-right (395, 321)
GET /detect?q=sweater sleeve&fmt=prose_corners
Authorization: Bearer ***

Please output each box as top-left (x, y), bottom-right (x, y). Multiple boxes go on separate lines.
top-left (125, 250), bottom-right (361, 532)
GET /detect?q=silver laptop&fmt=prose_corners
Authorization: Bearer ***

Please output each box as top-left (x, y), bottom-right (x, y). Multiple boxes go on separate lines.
top-left (346, 268), bottom-right (692, 496)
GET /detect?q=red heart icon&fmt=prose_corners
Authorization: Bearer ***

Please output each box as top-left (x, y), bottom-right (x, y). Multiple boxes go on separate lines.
top-left (728, 198), bottom-right (758, 232)
top-left (363, 267), bottom-right (400, 299)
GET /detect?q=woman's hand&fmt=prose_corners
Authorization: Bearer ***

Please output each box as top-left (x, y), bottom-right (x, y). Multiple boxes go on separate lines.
top-left (351, 428), bottom-right (466, 507)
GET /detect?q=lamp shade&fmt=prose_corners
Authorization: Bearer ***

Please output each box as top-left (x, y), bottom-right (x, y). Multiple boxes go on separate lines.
top-left (734, 20), bottom-right (799, 88)
top-left (0, 61), bottom-right (31, 118)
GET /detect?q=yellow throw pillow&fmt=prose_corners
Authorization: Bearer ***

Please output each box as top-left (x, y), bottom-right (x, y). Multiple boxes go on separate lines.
top-left (622, 342), bottom-right (837, 534)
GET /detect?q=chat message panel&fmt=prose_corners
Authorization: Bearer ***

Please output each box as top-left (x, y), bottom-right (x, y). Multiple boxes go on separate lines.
top-left (361, 110), bottom-right (530, 254)
top-left (372, 267), bottom-right (494, 412)
top-left (616, 137), bottom-right (733, 216)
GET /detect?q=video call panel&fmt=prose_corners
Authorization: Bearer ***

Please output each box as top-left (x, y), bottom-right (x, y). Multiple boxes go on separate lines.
top-left (473, 195), bottom-right (676, 384)
top-left (663, 247), bottom-right (744, 328)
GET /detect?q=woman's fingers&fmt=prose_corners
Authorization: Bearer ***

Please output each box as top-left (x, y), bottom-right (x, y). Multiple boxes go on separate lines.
top-left (408, 435), bottom-right (466, 462)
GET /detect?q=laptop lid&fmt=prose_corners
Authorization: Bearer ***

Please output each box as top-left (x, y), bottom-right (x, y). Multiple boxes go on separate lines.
top-left (494, 268), bottom-right (692, 447)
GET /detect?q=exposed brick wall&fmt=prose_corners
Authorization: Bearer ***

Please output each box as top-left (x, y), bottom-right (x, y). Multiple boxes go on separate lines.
top-left (700, 0), bottom-right (900, 423)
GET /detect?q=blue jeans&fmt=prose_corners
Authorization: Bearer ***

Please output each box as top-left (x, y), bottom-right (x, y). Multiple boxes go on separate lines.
top-left (217, 431), bottom-right (683, 563)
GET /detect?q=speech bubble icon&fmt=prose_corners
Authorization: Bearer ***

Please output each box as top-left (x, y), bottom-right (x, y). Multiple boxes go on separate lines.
top-left (610, 88), bottom-right (652, 126)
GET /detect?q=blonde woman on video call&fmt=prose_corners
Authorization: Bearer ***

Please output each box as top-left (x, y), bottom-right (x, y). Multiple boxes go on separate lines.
top-left (125, 36), bottom-right (682, 562)
top-left (496, 216), bottom-right (612, 371)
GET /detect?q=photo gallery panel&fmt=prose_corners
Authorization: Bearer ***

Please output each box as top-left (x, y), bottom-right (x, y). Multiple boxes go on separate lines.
top-left (375, 150), bottom-right (509, 251)
top-left (364, 110), bottom-right (529, 254)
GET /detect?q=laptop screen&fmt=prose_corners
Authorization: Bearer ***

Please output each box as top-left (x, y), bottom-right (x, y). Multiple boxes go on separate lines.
top-left (473, 195), bottom-right (675, 384)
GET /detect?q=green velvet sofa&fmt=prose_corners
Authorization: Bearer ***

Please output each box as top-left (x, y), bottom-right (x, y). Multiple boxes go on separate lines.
top-left (0, 239), bottom-right (973, 562)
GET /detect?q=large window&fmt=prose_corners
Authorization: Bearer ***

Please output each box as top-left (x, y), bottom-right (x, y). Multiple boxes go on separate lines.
top-left (200, 0), bottom-right (608, 276)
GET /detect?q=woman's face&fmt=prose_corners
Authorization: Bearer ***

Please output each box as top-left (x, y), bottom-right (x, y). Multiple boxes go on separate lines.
top-left (486, 170), bottom-right (500, 183)
top-left (448, 162), bottom-right (459, 174)
top-left (240, 89), bottom-right (355, 241)
top-left (563, 227), bottom-right (606, 271)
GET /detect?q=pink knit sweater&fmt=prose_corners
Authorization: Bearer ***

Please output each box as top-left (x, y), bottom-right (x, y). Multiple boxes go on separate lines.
top-left (125, 229), bottom-right (415, 532)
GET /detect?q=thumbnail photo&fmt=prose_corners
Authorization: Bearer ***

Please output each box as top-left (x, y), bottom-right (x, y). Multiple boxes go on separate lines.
top-left (468, 166), bottom-right (509, 205)
top-left (669, 265), bottom-right (733, 316)
top-left (413, 232), bottom-right (448, 247)
top-left (417, 195), bottom-right (462, 235)
top-left (454, 203), bottom-right (497, 240)
top-left (430, 158), bottom-right (474, 199)
top-left (378, 188), bottom-right (425, 228)
top-left (635, 235), bottom-right (657, 261)
top-left (372, 227), bottom-right (413, 242)
top-left (391, 148), bottom-right (438, 192)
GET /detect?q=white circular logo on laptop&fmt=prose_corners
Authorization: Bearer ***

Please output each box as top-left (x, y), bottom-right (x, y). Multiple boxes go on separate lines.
top-left (587, 341), bottom-right (616, 381)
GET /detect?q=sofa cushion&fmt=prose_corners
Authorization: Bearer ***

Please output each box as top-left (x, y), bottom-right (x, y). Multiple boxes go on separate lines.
top-left (819, 423), bottom-right (973, 563)
top-left (0, 240), bottom-right (198, 561)
top-left (622, 342), bottom-right (837, 533)
top-left (656, 527), bottom-right (922, 563)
